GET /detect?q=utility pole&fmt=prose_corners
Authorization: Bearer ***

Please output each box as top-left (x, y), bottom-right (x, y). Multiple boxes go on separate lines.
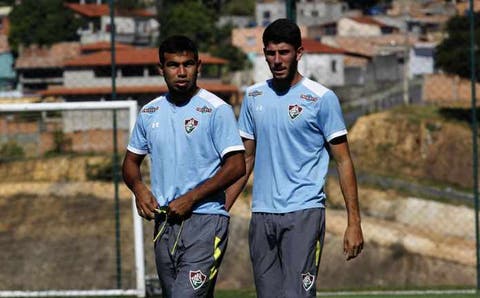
top-left (403, 1), bottom-right (410, 105)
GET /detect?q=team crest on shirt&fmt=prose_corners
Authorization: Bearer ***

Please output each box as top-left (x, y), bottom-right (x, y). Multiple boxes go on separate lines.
top-left (184, 118), bottom-right (198, 134)
top-left (189, 270), bottom-right (207, 290)
top-left (196, 106), bottom-right (212, 114)
top-left (301, 272), bottom-right (315, 291)
top-left (300, 94), bottom-right (319, 102)
top-left (288, 104), bottom-right (303, 119)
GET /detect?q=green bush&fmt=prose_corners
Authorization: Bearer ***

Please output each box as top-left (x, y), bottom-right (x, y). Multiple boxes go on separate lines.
top-left (0, 141), bottom-right (25, 161)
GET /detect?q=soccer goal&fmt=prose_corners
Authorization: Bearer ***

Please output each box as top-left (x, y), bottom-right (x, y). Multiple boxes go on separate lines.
top-left (0, 101), bottom-right (145, 297)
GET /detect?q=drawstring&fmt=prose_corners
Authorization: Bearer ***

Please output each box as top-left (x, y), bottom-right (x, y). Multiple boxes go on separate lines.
top-left (153, 207), bottom-right (184, 255)
top-left (153, 208), bottom-right (167, 242)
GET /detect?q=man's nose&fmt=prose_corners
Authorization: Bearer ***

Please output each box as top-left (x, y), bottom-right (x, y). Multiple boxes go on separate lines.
top-left (274, 52), bottom-right (282, 64)
top-left (178, 65), bottom-right (187, 76)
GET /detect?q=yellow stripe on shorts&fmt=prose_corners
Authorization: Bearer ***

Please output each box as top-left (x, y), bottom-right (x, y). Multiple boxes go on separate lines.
top-left (210, 236), bottom-right (222, 280)
top-left (315, 240), bottom-right (322, 266)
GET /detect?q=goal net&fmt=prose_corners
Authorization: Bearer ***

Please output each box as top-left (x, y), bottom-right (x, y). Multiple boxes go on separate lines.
top-left (0, 101), bottom-right (145, 297)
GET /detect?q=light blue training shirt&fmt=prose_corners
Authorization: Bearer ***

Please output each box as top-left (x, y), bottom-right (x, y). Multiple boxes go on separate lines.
top-left (127, 88), bottom-right (245, 216)
top-left (238, 77), bottom-right (347, 213)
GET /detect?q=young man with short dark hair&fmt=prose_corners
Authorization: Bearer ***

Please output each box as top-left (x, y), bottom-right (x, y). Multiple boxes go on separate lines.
top-left (227, 19), bottom-right (364, 297)
top-left (123, 35), bottom-right (245, 298)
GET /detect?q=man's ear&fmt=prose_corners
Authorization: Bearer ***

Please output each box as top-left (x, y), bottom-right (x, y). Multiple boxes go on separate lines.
top-left (197, 59), bottom-right (202, 76)
top-left (296, 46), bottom-right (304, 61)
top-left (157, 65), bottom-right (163, 76)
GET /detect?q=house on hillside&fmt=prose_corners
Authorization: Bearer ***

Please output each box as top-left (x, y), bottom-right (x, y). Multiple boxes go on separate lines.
top-left (28, 42), bottom-right (238, 105)
top-left (255, 0), bottom-right (347, 27)
top-left (15, 42), bottom-right (82, 93)
top-left (66, 2), bottom-right (159, 46)
top-left (409, 42), bottom-right (436, 78)
top-left (337, 16), bottom-right (399, 36)
top-left (323, 34), bottom-right (416, 85)
top-left (233, 29), bottom-right (346, 85)
top-left (0, 6), bottom-right (15, 91)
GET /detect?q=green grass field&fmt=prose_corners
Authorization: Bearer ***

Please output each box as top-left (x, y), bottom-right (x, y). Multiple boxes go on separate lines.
top-left (214, 289), bottom-right (478, 298)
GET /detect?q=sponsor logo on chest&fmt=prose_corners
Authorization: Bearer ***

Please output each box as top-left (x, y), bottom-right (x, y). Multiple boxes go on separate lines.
top-left (248, 90), bottom-right (263, 98)
top-left (300, 94), bottom-right (319, 102)
top-left (196, 105), bottom-right (212, 114)
top-left (141, 106), bottom-right (159, 113)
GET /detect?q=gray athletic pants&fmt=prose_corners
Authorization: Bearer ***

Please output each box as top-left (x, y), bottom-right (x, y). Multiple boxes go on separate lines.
top-left (249, 208), bottom-right (326, 298)
top-left (154, 213), bottom-right (229, 298)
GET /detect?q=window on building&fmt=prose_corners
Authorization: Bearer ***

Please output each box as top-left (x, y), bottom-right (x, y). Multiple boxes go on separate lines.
top-left (148, 65), bottom-right (159, 76)
top-left (94, 66), bottom-right (112, 77)
top-left (331, 60), bottom-right (337, 73)
top-left (121, 66), bottom-right (144, 77)
top-left (311, 10), bottom-right (319, 17)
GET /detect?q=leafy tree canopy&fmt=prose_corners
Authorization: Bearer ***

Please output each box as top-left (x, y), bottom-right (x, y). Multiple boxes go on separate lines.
top-left (222, 0), bottom-right (255, 16)
top-left (8, 0), bottom-right (82, 53)
top-left (159, 0), bottom-right (249, 71)
top-left (436, 13), bottom-right (480, 80)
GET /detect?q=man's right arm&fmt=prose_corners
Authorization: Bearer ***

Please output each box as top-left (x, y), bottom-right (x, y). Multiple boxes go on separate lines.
top-left (225, 138), bottom-right (256, 211)
top-left (122, 151), bottom-right (158, 220)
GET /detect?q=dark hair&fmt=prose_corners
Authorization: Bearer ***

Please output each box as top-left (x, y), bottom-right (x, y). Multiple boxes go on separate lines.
top-left (262, 18), bottom-right (302, 49)
top-left (158, 35), bottom-right (199, 64)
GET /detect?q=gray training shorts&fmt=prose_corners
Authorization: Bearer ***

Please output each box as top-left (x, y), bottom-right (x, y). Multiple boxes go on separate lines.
top-left (154, 212), bottom-right (229, 298)
top-left (249, 208), bottom-right (326, 298)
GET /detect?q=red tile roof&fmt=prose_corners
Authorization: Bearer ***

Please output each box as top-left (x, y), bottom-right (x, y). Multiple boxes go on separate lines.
top-left (38, 83), bottom-right (238, 96)
top-left (65, 3), bottom-right (155, 18)
top-left (65, 48), bottom-right (228, 67)
top-left (302, 39), bottom-right (345, 54)
top-left (349, 16), bottom-right (389, 27)
top-left (81, 42), bottom-right (133, 52)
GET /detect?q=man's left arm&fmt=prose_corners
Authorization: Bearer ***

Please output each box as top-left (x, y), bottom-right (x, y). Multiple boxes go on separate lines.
top-left (329, 135), bottom-right (364, 261)
top-left (167, 151), bottom-right (246, 218)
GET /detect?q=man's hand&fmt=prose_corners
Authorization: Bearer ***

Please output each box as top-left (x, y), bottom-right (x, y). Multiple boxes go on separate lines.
top-left (343, 223), bottom-right (364, 260)
top-left (134, 185), bottom-right (158, 221)
top-left (167, 192), bottom-right (197, 219)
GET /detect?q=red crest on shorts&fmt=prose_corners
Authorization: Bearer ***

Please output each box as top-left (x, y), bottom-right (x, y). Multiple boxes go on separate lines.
top-left (189, 270), bottom-right (207, 290)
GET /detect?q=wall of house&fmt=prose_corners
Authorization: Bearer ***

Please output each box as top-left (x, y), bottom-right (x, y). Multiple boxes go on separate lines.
top-left (372, 54), bottom-right (402, 82)
top-left (252, 53), bottom-right (344, 87)
top-left (63, 69), bottom-right (161, 88)
top-left (409, 47), bottom-right (434, 78)
top-left (255, 2), bottom-right (286, 26)
top-left (344, 66), bottom-right (366, 86)
top-left (337, 18), bottom-right (382, 36)
top-left (299, 53), bottom-right (345, 87)
top-left (297, 2), bottom-right (345, 26)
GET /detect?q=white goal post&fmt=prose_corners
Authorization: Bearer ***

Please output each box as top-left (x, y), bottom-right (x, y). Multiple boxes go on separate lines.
top-left (0, 100), bottom-right (145, 298)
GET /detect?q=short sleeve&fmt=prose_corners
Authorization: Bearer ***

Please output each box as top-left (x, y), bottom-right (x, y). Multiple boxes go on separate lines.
top-left (238, 92), bottom-right (255, 140)
top-left (211, 104), bottom-right (245, 158)
top-left (317, 90), bottom-right (347, 142)
top-left (127, 113), bottom-right (149, 155)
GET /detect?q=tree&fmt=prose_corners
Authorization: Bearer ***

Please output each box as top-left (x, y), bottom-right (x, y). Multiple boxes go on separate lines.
top-left (436, 13), bottom-right (480, 80)
top-left (160, 0), bottom-right (216, 48)
top-left (8, 0), bottom-right (82, 53)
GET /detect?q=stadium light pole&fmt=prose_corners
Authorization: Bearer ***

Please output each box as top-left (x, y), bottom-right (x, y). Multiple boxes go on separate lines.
top-left (469, 0), bottom-right (480, 291)
top-left (109, 0), bottom-right (122, 289)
